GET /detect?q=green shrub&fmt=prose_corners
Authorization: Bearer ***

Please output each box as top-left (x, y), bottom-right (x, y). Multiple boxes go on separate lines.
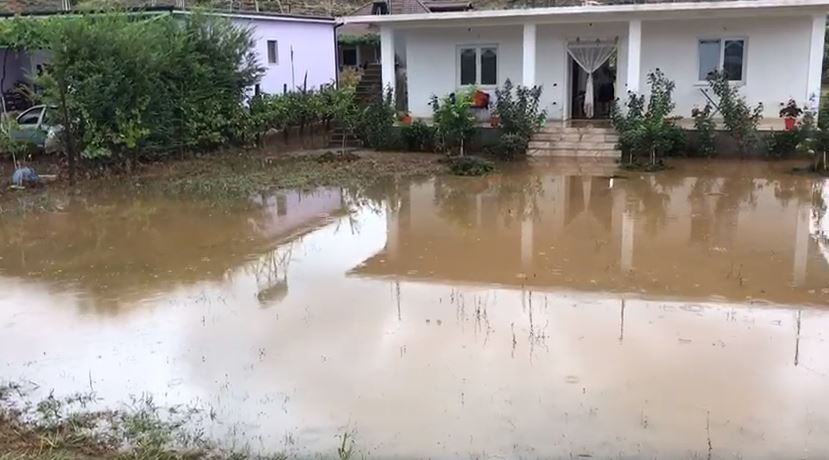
top-left (357, 86), bottom-right (396, 149)
top-left (797, 110), bottom-right (829, 171)
top-left (692, 104), bottom-right (716, 157)
top-left (448, 156), bottom-right (494, 176)
top-left (768, 128), bottom-right (802, 159)
top-left (401, 121), bottom-right (435, 152)
top-left (493, 79), bottom-right (546, 143)
top-left (707, 70), bottom-right (763, 155)
top-left (611, 70), bottom-right (683, 167)
top-left (2, 11), bottom-right (264, 172)
top-left (430, 89), bottom-right (476, 156)
top-left (494, 133), bottom-right (529, 161)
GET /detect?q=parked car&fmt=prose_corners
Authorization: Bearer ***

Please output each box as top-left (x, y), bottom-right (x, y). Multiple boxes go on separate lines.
top-left (11, 105), bottom-right (63, 154)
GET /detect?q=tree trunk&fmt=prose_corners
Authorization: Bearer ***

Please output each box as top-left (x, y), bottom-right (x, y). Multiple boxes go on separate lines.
top-left (57, 75), bottom-right (76, 185)
top-left (1, 50), bottom-right (9, 115)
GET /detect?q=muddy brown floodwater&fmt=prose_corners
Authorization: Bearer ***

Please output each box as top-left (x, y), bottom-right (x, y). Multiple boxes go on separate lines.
top-left (1, 159), bottom-right (829, 458)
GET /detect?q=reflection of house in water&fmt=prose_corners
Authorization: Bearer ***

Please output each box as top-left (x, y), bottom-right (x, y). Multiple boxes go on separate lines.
top-left (354, 163), bottom-right (829, 305)
top-left (249, 188), bottom-right (344, 240)
top-left (247, 188), bottom-right (346, 308)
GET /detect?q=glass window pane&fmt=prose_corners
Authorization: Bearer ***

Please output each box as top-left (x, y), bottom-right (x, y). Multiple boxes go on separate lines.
top-left (267, 40), bottom-right (278, 64)
top-left (723, 40), bottom-right (744, 81)
top-left (480, 48), bottom-right (497, 85)
top-left (460, 48), bottom-right (477, 85)
top-left (698, 39), bottom-right (721, 81)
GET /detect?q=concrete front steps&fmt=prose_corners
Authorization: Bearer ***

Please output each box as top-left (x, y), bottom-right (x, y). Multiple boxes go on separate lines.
top-left (528, 124), bottom-right (621, 158)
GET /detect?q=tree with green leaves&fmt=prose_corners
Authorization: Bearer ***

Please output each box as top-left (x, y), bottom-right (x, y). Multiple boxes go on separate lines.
top-left (430, 89), bottom-right (476, 156)
top-left (706, 70), bottom-right (763, 156)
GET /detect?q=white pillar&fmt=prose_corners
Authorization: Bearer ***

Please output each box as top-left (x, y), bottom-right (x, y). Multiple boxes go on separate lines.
top-left (626, 19), bottom-right (642, 94)
top-left (521, 217), bottom-right (534, 270)
top-left (522, 23), bottom-right (537, 87)
top-left (807, 14), bottom-right (826, 113)
top-left (380, 26), bottom-right (396, 96)
top-left (793, 203), bottom-right (810, 287)
top-left (621, 208), bottom-right (635, 272)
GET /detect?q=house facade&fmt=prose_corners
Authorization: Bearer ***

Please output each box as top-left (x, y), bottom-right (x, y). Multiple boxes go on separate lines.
top-left (341, 0), bottom-right (829, 124)
top-left (205, 11), bottom-right (336, 94)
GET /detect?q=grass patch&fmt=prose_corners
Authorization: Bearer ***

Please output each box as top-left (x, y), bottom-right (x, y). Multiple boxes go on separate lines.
top-left (0, 382), bottom-right (336, 459)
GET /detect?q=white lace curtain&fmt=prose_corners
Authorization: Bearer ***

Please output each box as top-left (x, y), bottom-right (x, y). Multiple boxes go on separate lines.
top-left (567, 42), bottom-right (617, 118)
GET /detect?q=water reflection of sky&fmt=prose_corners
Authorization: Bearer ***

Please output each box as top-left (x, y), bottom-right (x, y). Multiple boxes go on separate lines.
top-left (1, 161), bottom-right (829, 458)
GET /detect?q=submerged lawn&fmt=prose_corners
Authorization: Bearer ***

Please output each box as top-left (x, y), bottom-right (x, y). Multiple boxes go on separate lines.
top-left (0, 149), bottom-right (447, 215)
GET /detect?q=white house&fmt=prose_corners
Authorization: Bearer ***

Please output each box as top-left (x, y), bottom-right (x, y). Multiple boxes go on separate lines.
top-left (340, 0), bottom-right (829, 125)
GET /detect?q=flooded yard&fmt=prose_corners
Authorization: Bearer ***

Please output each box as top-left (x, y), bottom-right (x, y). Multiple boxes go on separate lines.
top-left (2, 159), bottom-right (829, 458)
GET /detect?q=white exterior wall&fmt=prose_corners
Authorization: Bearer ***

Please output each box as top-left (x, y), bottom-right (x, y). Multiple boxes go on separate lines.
top-left (231, 18), bottom-right (337, 94)
top-left (401, 14), bottom-right (818, 120)
top-left (536, 22), bottom-right (629, 120)
top-left (405, 25), bottom-right (523, 117)
top-left (641, 15), bottom-right (813, 119)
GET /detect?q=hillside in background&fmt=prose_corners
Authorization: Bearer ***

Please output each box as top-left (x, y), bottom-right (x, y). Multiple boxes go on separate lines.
top-left (2, 0), bottom-right (741, 18)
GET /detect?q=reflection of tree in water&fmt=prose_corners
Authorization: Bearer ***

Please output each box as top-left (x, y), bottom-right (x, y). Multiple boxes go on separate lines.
top-left (812, 183), bottom-right (828, 243)
top-left (248, 242), bottom-right (295, 307)
top-left (494, 172), bottom-right (544, 227)
top-left (623, 175), bottom-right (670, 235)
top-left (687, 177), bottom-right (717, 243)
top-left (0, 195), bottom-right (274, 315)
top-left (432, 176), bottom-right (489, 228)
top-left (773, 176), bottom-right (815, 207)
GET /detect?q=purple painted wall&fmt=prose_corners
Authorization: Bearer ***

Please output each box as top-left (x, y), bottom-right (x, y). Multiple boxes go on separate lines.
top-left (230, 17), bottom-right (337, 94)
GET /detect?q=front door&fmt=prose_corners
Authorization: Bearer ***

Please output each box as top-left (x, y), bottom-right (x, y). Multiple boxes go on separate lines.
top-left (567, 41), bottom-right (617, 120)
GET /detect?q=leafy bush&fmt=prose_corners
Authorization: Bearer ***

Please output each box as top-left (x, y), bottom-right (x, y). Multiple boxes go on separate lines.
top-left (797, 110), bottom-right (829, 172)
top-left (0, 118), bottom-right (31, 159)
top-left (430, 89), bottom-right (476, 156)
top-left (494, 133), bottom-right (529, 161)
top-left (448, 156), bottom-right (494, 176)
top-left (493, 79), bottom-right (546, 151)
top-left (767, 128), bottom-right (802, 159)
top-left (611, 70), bottom-right (684, 167)
top-left (707, 70), bottom-right (763, 155)
top-left (401, 121), bottom-right (435, 152)
top-left (357, 86), bottom-right (396, 150)
top-left (2, 11), bottom-right (264, 173)
top-left (692, 104), bottom-right (716, 157)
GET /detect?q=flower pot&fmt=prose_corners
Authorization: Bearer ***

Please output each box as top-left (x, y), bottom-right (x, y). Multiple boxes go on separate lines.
top-left (400, 114), bottom-right (412, 125)
top-left (784, 117), bottom-right (797, 130)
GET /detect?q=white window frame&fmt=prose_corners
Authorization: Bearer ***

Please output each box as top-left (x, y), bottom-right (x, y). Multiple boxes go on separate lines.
top-left (456, 44), bottom-right (499, 88)
top-left (267, 40), bottom-right (279, 65)
top-left (696, 36), bottom-right (748, 85)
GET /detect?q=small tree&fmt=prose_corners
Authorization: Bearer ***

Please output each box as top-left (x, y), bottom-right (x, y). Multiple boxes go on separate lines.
top-left (692, 104), bottom-right (716, 157)
top-left (797, 110), bottom-right (829, 172)
top-left (430, 89), bottom-right (476, 156)
top-left (331, 86), bottom-right (359, 155)
top-left (707, 70), bottom-right (763, 156)
top-left (610, 70), bottom-right (684, 168)
top-left (493, 79), bottom-right (546, 157)
top-left (357, 86), bottom-right (396, 149)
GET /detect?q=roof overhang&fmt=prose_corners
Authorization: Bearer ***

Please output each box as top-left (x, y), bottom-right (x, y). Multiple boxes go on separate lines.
top-left (338, 0), bottom-right (829, 27)
top-left (173, 9), bottom-right (335, 24)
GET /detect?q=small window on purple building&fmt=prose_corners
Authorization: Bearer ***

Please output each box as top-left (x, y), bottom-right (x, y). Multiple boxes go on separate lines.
top-left (267, 40), bottom-right (279, 65)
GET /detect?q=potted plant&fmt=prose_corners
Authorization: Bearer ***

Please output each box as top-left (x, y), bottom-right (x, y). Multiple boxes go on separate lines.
top-left (779, 99), bottom-right (803, 131)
